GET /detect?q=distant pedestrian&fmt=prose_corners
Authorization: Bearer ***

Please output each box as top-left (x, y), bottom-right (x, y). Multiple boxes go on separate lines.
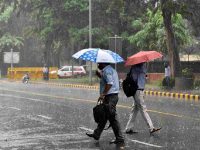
top-left (164, 62), bottom-right (171, 88)
top-left (86, 63), bottom-right (124, 144)
top-left (42, 64), bottom-right (49, 81)
top-left (124, 63), bottom-right (161, 134)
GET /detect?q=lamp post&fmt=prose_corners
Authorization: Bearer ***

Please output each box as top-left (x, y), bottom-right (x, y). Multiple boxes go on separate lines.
top-left (89, 0), bottom-right (92, 85)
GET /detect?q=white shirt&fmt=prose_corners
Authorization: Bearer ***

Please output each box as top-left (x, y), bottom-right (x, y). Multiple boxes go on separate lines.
top-left (165, 66), bottom-right (170, 77)
top-left (43, 67), bottom-right (48, 73)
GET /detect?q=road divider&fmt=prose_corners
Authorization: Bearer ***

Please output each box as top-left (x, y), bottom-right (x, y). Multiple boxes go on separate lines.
top-left (144, 90), bottom-right (199, 102)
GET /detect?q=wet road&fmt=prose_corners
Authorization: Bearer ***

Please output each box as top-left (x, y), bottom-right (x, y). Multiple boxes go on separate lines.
top-left (0, 80), bottom-right (200, 150)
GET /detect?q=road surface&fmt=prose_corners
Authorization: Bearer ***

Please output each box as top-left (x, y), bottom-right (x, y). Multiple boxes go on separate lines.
top-left (0, 80), bottom-right (200, 150)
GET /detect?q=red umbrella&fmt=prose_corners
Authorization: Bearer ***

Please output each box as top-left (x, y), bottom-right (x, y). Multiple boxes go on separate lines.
top-left (125, 51), bottom-right (163, 66)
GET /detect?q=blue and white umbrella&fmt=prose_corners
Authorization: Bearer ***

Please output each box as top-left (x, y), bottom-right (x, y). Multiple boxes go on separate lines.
top-left (72, 48), bottom-right (124, 63)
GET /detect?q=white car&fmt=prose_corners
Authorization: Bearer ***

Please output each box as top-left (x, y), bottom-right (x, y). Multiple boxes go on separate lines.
top-left (57, 66), bottom-right (86, 78)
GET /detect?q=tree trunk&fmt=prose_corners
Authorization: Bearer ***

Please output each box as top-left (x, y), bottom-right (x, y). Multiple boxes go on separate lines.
top-left (161, 0), bottom-right (181, 77)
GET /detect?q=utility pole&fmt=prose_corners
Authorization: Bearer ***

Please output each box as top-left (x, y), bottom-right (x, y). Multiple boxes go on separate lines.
top-left (10, 48), bottom-right (13, 79)
top-left (114, 35), bottom-right (117, 70)
top-left (89, 0), bottom-right (92, 85)
top-left (109, 35), bottom-right (122, 71)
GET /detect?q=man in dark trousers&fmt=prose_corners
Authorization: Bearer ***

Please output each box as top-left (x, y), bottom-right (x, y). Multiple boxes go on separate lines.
top-left (86, 63), bottom-right (124, 144)
top-left (124, 63), bottom-right (161, 134)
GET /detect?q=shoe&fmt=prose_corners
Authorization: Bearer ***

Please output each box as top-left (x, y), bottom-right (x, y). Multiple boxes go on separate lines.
top-left (86, 133), bottom-right (99, 140)
top-left (150, 127), bottom-right (161, 134)
top-left (109, 139), bottom-right (125, 144)
top-left (125, 129), bottom-right (138, 134)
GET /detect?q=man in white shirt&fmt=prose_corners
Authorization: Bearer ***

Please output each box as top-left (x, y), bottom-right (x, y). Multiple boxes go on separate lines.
top-left (164, 63), bottom-right (171, 87)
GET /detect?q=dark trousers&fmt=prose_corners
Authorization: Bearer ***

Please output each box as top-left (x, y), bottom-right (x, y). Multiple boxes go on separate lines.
top-left (165, 76), bottom-right (170, 87)
top-left (43, 72), bottom-right (49, 80)
top-left (94, 94), bottom-right (124, 140)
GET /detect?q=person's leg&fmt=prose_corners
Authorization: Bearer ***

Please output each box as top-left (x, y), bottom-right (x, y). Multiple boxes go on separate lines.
top-left (125, 97), bottom-right (139, 132)
top-left (92, 120), bottom-right (107, 139)
top-left (43, 73), bottom-right (45, 80)
top-left (166, 76), bottom-right (170, 87)
top-left (135, 90), bottom-right (154, 131)
top-left (106, 95), bottom-right (124, 142)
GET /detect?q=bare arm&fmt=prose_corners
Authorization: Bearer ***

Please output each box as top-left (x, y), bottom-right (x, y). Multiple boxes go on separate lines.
top-left (102, 84), bottom-right (112, 95)
top-left (99, 84), bottom-right (112, 101)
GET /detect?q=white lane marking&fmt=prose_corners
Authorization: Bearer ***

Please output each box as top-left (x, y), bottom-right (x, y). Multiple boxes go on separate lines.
top-left (0, 105), bottom-right (21, 111)
top-left (37, 115), bottom-right (52, 120)
top-left (129, 139), bottom-right (163, 148)
top-left (7, 107), bottom-right (21, 111)
top-left (79, 126), bottom-right (93, 132)
top-left (79, 126), bottom-right (112, 133)
top-left (0, 94), bottom-right (60, 105)
top-left (80, 126), bottom-right (162, 148)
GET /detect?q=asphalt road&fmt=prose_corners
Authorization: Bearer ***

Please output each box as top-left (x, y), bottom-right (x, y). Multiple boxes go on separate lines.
top-left (0, 80), bottom-right (200, 150)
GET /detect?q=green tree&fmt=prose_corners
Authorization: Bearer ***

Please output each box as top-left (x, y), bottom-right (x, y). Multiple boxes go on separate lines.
top-left (0, 2), bottom-right (24, 74)
top-left (128, 9), bottom-right (191, 54)
top-left (0, 33), bottom-right (23, 49)
top-left (129, 0), bottom-right (193, 77)
top-left (0, 3), bottom-right (24, 51)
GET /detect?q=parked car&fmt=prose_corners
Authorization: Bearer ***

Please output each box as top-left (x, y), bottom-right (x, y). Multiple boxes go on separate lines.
top-left (57, 66), bottom-right (86, 78)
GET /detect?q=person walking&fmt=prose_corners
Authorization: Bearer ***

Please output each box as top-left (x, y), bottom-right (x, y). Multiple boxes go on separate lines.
top-left (124, 63), bottom-right (161, 134)
top-left (86, 63), bottom-right (124, 144)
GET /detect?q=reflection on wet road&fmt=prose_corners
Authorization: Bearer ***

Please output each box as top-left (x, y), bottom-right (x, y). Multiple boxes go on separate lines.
top-left (0, 81), bottom-right (200, 149)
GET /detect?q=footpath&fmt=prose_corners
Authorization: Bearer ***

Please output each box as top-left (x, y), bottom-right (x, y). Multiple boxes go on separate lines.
top-left (28, 79), bottom-right (200, 102)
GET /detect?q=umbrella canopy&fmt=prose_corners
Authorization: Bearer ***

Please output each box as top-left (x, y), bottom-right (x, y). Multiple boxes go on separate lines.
top-left (125, 51), bottom-right (163, 66)
top-left (72, 48), bottom-right (124, 63)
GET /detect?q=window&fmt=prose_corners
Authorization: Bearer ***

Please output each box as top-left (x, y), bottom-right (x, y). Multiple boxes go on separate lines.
top-left (73, 67), bottom-right (82, 71)
top-left (61, 67), bottom-right (70, 71)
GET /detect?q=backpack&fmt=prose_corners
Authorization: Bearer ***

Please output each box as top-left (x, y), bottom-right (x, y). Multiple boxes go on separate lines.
top-left (122, 70), bottom-right (138, 97)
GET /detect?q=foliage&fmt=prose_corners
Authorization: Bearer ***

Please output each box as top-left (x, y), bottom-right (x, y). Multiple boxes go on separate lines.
top-left (0, 0), bottom-right (199, 69)
top-left (64, 0), bottom-right (88, 12)
top-left (128, 8), bottom-right (192, 54)
top-left (162, 77), bottom-right (175, 88)
top-left (0, 33), bottom-right (23, 49)
top-left (0, 4), bottom-right (14, 22)
top-left (181, 67), bottom-right (193, 78)
top-left (0, 3), bottom-right (24, 51)
top-left (194, 80), bottom-right (200, 89)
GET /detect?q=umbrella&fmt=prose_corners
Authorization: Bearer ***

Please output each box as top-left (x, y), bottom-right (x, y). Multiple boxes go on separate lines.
top-left (125, 51), bottom-right (163, 66)
top-left (72, 48), bottom-right (124, 63)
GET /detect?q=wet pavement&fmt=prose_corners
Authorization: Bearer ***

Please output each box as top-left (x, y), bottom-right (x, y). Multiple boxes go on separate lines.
top-left (0, 80), bottom-right (200, 149)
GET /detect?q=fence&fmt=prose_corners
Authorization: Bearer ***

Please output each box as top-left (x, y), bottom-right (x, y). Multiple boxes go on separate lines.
top-left (147, 61), bottom-right (200, 73)
top-left (7, 67), bottom-right (58, 80)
